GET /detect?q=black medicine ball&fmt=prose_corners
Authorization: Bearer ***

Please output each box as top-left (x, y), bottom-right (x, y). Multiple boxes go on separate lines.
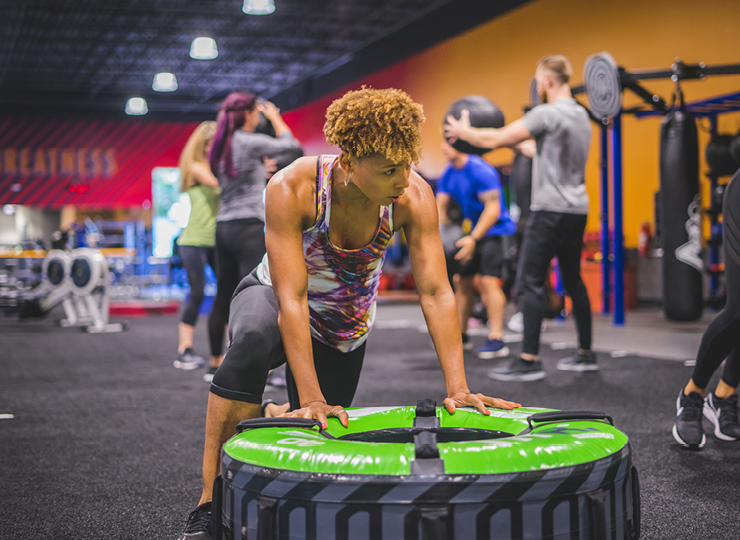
top-left (444, 96), bottom-right (505, 155)
top-left (706, 134), bottom-right (740, 177)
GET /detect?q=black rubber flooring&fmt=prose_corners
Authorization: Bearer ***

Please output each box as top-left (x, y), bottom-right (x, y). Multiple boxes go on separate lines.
top-left (1, 308), bottom-right (738, 539)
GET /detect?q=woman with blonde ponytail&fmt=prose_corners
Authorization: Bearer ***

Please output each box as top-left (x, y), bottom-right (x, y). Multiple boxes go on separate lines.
top-left (174, 121), bottom-right (219, 372)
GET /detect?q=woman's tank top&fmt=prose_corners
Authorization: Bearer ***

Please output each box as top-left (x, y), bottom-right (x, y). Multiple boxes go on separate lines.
top-left (257, 155), bottom-right (394, 352)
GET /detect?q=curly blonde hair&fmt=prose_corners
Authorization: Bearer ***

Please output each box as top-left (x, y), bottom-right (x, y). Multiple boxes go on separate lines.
top-left (323, 87), bottom-right (425, 165)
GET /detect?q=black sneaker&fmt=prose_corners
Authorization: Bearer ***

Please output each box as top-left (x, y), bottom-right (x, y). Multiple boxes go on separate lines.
top-left (174, 348), bottom-right (205, 370)
top-left (177, 501), bottom-right (212, 540)
top-left (203, 366), bottom-right (217, 383)
top-left (703, 392), bottom-right (740, 441)
top-left (488, 356), bottom-right (545, 382)
top-left (672, 390), bottom-right (706, 450)
top-left (462, 333), bottom-right (473, 351)
top-left (557, 351), bottom-right (598, 372)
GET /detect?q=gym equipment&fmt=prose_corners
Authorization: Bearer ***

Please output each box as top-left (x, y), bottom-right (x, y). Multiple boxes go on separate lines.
top-left (216, 400), bottom-right (640, 540)
top-left (584, 52), bottom-right (622, 119)
top-left (727, 129), bottom-right (740, 167)
top-left (659, 93), bottom-right (703, 321)
top-left (16, 250), bottom-right (74, 319)
top-left (65, 248), bottom-right (125, 333)
top-left (444, 96), bottom-right (505, 155)
top-left (705, 134), bottom-right (740, 177)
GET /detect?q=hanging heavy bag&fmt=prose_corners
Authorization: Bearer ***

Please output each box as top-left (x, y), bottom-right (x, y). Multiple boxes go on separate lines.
top-left (659, 90), bottom-right (703, 321)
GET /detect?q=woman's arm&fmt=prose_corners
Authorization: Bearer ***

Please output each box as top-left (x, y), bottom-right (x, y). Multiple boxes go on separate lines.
top-left (264, 158), bottom-right (349, 428)
top-left (399, 174), bottom-right (521, 414)
top-left (190, 162), bottom-right (220, 188)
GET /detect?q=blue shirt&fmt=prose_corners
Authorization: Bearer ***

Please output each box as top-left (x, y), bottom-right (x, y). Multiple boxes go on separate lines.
top-left (437, 155), bottom-right (516, 237)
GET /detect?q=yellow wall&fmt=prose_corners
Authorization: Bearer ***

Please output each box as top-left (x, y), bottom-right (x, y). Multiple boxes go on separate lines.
top-left (290, 0), bottom-right (740, 247)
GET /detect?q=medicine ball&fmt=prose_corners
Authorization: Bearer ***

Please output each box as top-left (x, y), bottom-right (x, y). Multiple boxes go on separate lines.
top-left (728, 129), bottom-right (740, 166)
top-left (444, 96), bottom-right (505, 155)
top-left (706, 134), bottom-right (739, 177)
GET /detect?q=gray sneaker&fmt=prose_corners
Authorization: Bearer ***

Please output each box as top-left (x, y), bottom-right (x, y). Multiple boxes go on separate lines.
top-left (488, 356), bottom-right (545, 382)
top-left (557, 351), bottom-right (598, 372)
top-left (672, 390), bottom-right (706, 450)
top-left (703, 393), bottom-right (740, 441)
top-left (174, 348), bottom-right (205, 370)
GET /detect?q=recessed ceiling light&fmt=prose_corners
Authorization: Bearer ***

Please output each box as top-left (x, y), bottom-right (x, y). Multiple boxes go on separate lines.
top-left (243, 0), bottom-right (275, 15)
top-left (125, 97), bottom-right (148, 115)
top-left (153, 72), bottom-right (178, 92)
top-left (190, 37), bottom-right (218, 60)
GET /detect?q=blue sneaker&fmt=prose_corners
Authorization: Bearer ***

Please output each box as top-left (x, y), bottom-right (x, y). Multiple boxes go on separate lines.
top-left (476, 338), bottom-right (510, 359)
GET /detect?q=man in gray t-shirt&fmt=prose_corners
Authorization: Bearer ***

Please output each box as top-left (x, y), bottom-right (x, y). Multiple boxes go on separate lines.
top-left (444, 54), bottom-right (595, 381)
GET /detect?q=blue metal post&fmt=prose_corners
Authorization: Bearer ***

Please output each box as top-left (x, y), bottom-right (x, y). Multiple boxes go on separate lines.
top-left (600, 125), bottom-right (611, 315)
top-left (611, 115), bottom-right (625, 325)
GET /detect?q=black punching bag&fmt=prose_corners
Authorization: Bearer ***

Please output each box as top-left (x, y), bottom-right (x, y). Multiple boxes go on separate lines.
top-left (659, 95), bottom-right (703, 321)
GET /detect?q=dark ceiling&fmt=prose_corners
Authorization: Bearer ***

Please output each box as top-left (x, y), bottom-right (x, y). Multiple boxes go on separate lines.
top-left (0, 0), bottom-right (529, 120)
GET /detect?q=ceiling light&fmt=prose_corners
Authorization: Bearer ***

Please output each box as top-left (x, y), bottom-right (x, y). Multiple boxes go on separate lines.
top-left (125, 97), bottom-right (148, 115)
top-left (153, 72), bottom-right (178, 92)
top-left (243, 0), bottom-right (275, 15)
top-left (190, 37), bottom-right (218, 60)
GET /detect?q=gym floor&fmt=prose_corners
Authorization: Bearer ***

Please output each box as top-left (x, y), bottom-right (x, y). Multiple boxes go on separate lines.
top-left (1, 304), bottom-right (737, 539)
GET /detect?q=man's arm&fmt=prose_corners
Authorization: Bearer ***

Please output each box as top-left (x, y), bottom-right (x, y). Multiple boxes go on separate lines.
top-left (456, 190), bottom-right (502, 262)
top-left (264, 158), bottom-right (349, 428)
top-left (445, 111), bottom-right (533, 150)
top-left (399, 175), bottom-right (520, 414)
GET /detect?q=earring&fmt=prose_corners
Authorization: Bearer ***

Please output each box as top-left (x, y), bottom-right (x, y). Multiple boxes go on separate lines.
top-left (344, 172), bottom-right (351, 187)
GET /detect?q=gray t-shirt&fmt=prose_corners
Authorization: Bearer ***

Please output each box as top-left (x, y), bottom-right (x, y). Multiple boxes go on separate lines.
top-left (521, 99), bottom-right (591, 214)
top-left (216, 130), bottom-right (301, 222)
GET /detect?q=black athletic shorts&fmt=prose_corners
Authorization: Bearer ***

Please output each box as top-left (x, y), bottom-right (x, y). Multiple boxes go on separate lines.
top-left (454, 235), bottom-right (505, 278)
top-left (210, 272), bottom-right (366, 410)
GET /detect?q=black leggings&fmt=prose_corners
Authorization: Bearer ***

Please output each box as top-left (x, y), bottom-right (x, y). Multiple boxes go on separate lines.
top-left (518, 211), bottom-right (592, 356)
top-left (178, 245), bottom-right (215, 327)
top-left (211, 273), bottom-right (366, 410)
top-left (208, 219), bottom-right (266, 356)
top-left (691, 174), bottom-right (740, 389)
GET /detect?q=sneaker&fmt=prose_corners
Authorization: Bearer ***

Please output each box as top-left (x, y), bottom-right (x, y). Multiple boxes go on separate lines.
top-left (476, 338), bottom-right (510, 359)
top-left (703, 393), bottom-right (740, 441)
top-left (488, 356), bottom-right (545, 382)
top-left (203, 366), bottom-right (217, 383)
top-left (672, 390), bottom-right (706, 450)
top-left (176, 501), bottom-right (212, 540)
top-left (557, 351), bottom-right (598, 372)
top-left (174, 348), bottom-right (205, 370)
top-left (462, 333), bottom-right (474, 351)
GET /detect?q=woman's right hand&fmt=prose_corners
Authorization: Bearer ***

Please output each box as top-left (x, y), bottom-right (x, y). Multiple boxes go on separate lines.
top-left (280, 400), bottom-right (349, 429)
top-left (259, 100), bottom-right (282, 122)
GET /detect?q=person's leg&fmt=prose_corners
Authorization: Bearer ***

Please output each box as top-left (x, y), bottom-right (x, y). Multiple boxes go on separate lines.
top-left (234, 219), bottom-right (267, 281)
top-left (676, 174), bottom-right (740, 447)
top-left (474, 236), bottom-right (509, 360)
top-left (481, 276), bottom-right (506, 339)
top-left (175, 246), bottom-right (208, 370)
top-left (197, 277), bottom-right (286, 506)
top-left (518, 212), bottom-right (559, 359)
top-left (285, 340), bottom-right (367, 411)
top-left (208, 224), bottom-right (239, 369)
top-left (553, 214), bottom-right (597, 371)
top-left (489, 214), bottom-right (557, 382)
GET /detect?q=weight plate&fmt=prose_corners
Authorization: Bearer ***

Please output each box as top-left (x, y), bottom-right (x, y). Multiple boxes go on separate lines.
top-left (584, 52), bottom-right (622, 118)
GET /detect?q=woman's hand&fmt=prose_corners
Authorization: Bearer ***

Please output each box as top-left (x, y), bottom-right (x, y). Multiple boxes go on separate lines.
top-left (280, 400), bottom-right (349, 429)
top-left (443, 391), bottom-right (521, 416)
top-left (259, 100), bottom-right (282, 122)
top-left (443, 109), bottom-right (472, 143)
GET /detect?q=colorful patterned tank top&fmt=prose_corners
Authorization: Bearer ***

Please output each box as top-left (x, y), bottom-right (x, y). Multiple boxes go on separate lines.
top-left (256, 155), bottom-right (395, 352)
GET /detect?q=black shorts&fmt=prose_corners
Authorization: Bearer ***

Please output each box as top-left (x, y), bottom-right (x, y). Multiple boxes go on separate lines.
top-left (210, 273), bottom-right (366, 410)
top-left (454, 235), bottom-right (505, 278)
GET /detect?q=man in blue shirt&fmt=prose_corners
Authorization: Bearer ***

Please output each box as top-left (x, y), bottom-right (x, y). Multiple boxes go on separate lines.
top-left (436, 141), bottom-right (516, 359)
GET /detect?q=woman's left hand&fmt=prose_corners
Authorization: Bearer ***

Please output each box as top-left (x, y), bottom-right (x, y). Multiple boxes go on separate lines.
top-left (443, 391), bottom-right (521, 416)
